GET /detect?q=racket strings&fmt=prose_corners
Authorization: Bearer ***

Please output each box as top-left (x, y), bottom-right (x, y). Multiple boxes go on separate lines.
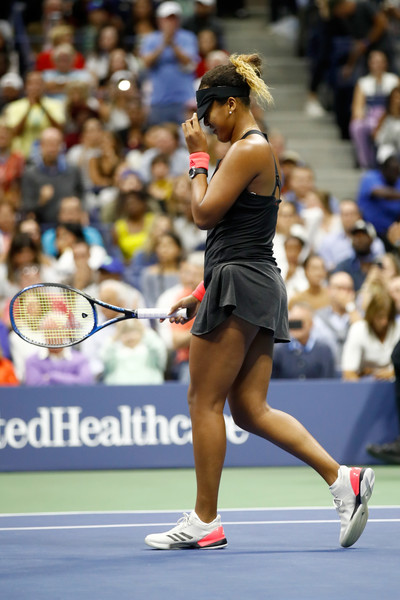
top-left (12, 286), bottom-right (96, 347)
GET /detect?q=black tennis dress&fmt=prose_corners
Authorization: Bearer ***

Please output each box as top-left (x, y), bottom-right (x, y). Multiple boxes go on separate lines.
top-left (191, 130), bottom-right (290, 343)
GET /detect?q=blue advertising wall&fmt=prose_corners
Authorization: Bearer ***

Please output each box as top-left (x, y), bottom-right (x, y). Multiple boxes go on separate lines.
top-left (0, 380), bottom-right (397, 472)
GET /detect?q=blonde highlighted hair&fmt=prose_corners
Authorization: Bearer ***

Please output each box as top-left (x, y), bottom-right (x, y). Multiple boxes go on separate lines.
top-left (229, 53), bottom-right (273, 106)
top-left (200, 52), bottom-right (273, 108)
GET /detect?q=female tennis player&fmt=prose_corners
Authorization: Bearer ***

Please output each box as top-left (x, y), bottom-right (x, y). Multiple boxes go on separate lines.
top-left (145, 53), bottom-right (375, 550)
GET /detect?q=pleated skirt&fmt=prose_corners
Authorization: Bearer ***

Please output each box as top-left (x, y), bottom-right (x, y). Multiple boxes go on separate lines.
top-left (191, 261), bottom-right (290, 343)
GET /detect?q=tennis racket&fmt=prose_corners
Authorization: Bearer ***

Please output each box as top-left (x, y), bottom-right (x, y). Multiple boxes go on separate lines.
top-left (9, 283), bottom-right (187, 349)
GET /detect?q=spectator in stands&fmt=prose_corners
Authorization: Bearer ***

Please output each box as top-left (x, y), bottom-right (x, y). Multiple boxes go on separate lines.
top-left (334, 219), bottom-right (383, 291)
top-left (367, 338), bottom-right (400, 464)
top-left (374, 86), bottom-right (400, 162)
top-left (317, 199), bottom-right (385, 271)
top-left (41, 195), bottom-right (104, 257)
top-left (0, 315), bottom-right (11, 357)
top-left (182, 0), bottom-right (224, 48)
top-left (0, 72), bottom-right (23, 112)
top-left (156, 251), bottom-right (204, 382)
top-left (63, 81), bottom-right (100, 149)
top-left (140, 230), bottom-right (183, 308)
top-left (283, 165), bottom-right (316, 211)
top-left (342, 287), bottom-right (400, 381)
top-left (26, 0), bottom-right (68, 54)
top-left (356, 252), bottom-right (400, 314)
top-left (388, 275), bottom-right (400, 317)
top-left (77, 278), bottom-right (146, 379)
top-left (194, 28), bottom-right (226, 80)
top-left (0, 232), bottom-right (58, 313)
top-left (3, 71), bottom-right (65, 159)
top-left (87, 129), bottom-right (122, 218)
top-left (132, 122), bottom-right (189, 183)
top-left (0, 121), bottom-right (25, 205)
top-left (24, 317), bottom-right (95, 386)
top-left (273, 200), bottom-right (299, 273)
top-left (289, 254), bottom-right (330, 311)
top-left (124, 213), bottom-right (174, 290)
top-left (281, 226), bottom-right (309, 301)
top-left (85, 24), bottom-right (122, 83)
top-left (118, 97), bottom-right (147, 153)
top-left (301, 189), bottom-right (342, 253)
top-left (100, 319), bottom-right (167, 385)
top-left (314, 271), bottom-right (361, 374)
top-left (66, 117), bottom-right (103, 197)
top-left (140, 1), bottom-right (199, 126)
top-left (35, 24), bottom-right (85, 72)
top-left (128, 0), bottom-right (157, 52)
top-left (0, 200), bottom-right (16, 261)
top-left (21, 127), bottom-right (84, 224)
top-left (111, 187), bottom-right (154, 262)
top-left (284, 165), bottom-right (338, 218)
top-left (272, 302), bottom-right (336, 379)
top-left (327, 0), bottom-right (395, 139)
top-left (349, 50), bottom-right (399, 169)
top-left (0, 343), bottom-right (18, 385)
top-left (7, 263), bottom-right (46, 380)
top-left (42, 42), bottom-right (94, 100)
top-left (171, 175), bottom-right (207, 254)
top-left (17, 216), bottom-right (55, 269)
top-left (147, 153), bottom-right (174, 212)
top-left (357, 152), bottom-right (400, 245)
top-left (53, 223), bottom-right (106, 285)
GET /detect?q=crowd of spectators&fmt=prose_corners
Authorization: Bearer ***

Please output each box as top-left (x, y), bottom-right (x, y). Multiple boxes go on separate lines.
top-left (0, 0), bottom-right (400, 441)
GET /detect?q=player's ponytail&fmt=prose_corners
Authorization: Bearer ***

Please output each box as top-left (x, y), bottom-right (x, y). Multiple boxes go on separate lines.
top-left (229, 53), bottom-right (274, 106)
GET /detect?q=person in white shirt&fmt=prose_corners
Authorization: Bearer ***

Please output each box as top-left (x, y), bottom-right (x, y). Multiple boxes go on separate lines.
top-left (342, 286), bottom-right (400, 380)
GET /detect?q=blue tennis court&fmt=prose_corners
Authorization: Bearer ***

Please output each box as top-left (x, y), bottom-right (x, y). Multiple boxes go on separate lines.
top-left (1, 506), bottom-right (399, 600)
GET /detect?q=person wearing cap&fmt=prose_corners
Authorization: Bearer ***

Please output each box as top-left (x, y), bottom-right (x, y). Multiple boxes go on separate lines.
top-left (0, 73), bottom-right (23, 110)
top-left (145, 53), bottom-right (374, 552)
top-left (357, 153), bottom-right (400, 247)
top-left (3, 71), bottom-right (65, 159)
top-left (316, 199), bottom-right (385, 271)
top-left (140, 1), bottom-right (199, 126)
top-left (334, 219), bottom-right (383, 291)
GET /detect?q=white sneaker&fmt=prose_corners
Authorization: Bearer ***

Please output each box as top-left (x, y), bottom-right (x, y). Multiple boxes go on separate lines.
top-left (305, 99), bottom-right (326, 118)
top-left (145, 511), bottom-right (228, 550)
top-left (330, 465), bottom-right (375, 548)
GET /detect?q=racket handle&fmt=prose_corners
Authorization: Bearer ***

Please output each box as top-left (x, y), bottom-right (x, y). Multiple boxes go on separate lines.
top-left (136, 308), bottom-right (188, 320)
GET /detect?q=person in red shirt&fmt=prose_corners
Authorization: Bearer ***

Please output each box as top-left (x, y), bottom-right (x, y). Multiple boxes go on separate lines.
top-left (35, 25), bottom-right (85, 72)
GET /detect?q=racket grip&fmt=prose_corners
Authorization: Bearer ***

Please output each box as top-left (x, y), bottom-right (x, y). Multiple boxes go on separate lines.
top-left (136, 308), bottom-right (188, 320)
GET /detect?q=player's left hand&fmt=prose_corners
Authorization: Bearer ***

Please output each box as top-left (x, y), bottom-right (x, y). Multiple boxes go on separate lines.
top-left (182, 113), bottom-right (208, 153)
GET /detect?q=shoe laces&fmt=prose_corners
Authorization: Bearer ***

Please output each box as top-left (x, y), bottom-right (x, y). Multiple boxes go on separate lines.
top-left (176, 513), bottom-right (191, 528)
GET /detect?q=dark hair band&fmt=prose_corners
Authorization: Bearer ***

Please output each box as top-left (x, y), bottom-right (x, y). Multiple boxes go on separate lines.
top-left (196, 86), bottom-right (250, 121)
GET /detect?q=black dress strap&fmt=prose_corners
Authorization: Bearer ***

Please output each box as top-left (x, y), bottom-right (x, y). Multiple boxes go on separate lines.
top-left (241, 130), bottom-right (281, 196)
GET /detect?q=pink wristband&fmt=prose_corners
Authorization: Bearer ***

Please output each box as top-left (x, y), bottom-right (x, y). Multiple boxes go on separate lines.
top-left (189, 152), bottom-right (210, 170)
top-left (192, 281), bottom-right (206, 302)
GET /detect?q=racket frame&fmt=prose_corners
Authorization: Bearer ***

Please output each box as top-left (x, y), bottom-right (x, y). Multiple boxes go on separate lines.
top-left (9, 282), bottom-right (169, 349)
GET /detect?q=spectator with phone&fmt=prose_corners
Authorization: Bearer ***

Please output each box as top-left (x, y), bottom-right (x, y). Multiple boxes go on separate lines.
top-left (272, 302), bottom-right (336, 379)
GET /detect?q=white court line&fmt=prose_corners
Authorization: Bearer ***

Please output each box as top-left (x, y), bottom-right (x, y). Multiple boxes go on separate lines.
top-left (1, 518), bottom-right (400, 532)
top-left (0, 505), bottom-right (399, 518)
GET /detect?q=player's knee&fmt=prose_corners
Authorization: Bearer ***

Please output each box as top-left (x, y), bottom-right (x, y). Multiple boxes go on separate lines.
top-left (230, 398), bottom-right (271, 433)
